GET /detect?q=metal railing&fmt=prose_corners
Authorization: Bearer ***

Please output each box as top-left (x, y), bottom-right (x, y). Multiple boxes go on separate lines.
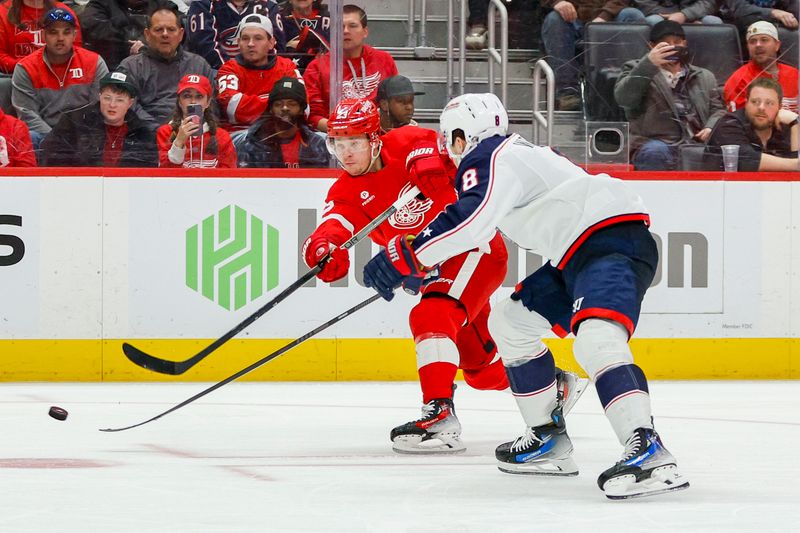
top-left (445, 0), bottom-right (508, 103)
top-left (486, 0), bottom-right (508, 105)
top-left (406, 0), bottom-right (435, 57)
top-left (532, 59), bottom-right (554, 146)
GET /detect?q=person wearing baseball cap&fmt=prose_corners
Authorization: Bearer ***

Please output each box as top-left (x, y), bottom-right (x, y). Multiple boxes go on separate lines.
top-left (0, 2), bottom-right (83, 75)
top-left (237, 76), bottom-right (328, 168)
top-left (156, 74), bottom-right (237, 168)
top-left (11, 6), bottom-right (108, 149)
top-left (216, 13), bottom-right (301, 135)
top-left (614, 19), bottom-right (725, 170)
top-left (185, 0), bottom-right (287, 71)
top-left (40, 69), bottom-right (156, 168)
top-left (376, 75), bottom-right (425, 133)
top-left (724, 20), bottom-right (799, 113)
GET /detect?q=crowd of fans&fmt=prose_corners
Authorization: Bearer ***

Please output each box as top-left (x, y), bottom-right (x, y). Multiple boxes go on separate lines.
top-left (0, 0), bottom-right (418, 168)
top-left (0, 0), bottom-right (795, 171)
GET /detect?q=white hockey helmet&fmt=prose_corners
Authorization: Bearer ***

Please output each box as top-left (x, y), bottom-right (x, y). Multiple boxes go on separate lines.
top-left (439, 93), bottom-right (508, 165)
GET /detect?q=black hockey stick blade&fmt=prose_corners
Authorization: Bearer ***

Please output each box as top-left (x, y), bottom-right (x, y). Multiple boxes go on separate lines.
top-left (121, 265), bottom-right (321, 375)
top-left (120, 185), bottom-right (420, 376)
top-left (100, 294), bottom-right (382, 432)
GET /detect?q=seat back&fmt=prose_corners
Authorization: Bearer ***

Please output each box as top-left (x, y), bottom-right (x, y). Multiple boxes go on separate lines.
top-left (679, 144), bottom-right (719, 171)
top-left (583, 23), bottom-right (651, 121)
top-left (0, 76), bottom-right (13, 115)
top-left (683, 24), bottom-right (743, 86)
top-left (778, 27), bottom-right (798, 69)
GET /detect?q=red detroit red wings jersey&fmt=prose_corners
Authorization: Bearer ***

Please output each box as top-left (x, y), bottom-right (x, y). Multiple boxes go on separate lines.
top-left (321, 126), bottom-right (455, 247)
top-left (216, 56), bottom-right (301, 129)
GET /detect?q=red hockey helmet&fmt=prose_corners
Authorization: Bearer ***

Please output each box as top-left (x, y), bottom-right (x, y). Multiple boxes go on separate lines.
top-left (327, 98), bottom-right (380, 138)
top-left (326, 98), bottom-right (382, 174)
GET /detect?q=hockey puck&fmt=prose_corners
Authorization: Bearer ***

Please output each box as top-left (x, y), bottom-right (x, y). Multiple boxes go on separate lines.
top-left (48, 406), bottom-right (68, 421)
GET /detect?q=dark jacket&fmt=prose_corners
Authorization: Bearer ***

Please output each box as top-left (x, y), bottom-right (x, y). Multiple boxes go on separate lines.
top-left (118, 45), bottom-right (213, 131)
top-left (633, 0), bottom-right (720, 21)
top-left (237, 117), bottom-right (328, 168)
top-left (80, 0), bottom-right (157, 70)
top-left (704, 108), bottom-right (796, 171)
top-left (615, 54), bottom-right (725, 152)
top-left (40, 102), bottom-right (157, 167)
top-left (721, 0), bottom-right (799, 23)
top-left (542, 0), bottom-right (631, 22)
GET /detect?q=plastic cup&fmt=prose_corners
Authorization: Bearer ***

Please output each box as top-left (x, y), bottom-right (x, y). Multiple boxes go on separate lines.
top-left (721, 145), bottom-right (739, 172)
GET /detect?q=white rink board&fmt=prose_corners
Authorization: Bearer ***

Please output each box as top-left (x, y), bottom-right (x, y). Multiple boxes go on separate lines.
top-left (0, 176), bottom-right (796, 340)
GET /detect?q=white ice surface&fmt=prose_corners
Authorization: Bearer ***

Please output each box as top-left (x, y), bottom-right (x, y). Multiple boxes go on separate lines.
top-left (0, 381), bottom-right (797, 533)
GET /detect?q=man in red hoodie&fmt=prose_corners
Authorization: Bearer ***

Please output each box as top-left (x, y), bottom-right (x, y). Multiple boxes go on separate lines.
top-left (303, 4), bottom-right (397, 132)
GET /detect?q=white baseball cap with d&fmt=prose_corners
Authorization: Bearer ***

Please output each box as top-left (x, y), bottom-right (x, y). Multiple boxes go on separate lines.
top-left (746, 20), bottom-right (779, 41)
top-left (236, 13), bottom-right (273, 38)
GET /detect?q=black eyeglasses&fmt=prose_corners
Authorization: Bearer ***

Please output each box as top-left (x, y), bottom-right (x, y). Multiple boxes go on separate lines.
top-left (45, 9), bottom-right (75, 24)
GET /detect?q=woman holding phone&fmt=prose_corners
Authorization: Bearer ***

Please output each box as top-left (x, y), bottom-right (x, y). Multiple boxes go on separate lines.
top-left (157, 74), bottom-right (237, 168)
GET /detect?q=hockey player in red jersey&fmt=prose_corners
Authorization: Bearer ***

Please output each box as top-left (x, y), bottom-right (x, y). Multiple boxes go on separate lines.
top-left (303, 98), bottom-right (509, 454)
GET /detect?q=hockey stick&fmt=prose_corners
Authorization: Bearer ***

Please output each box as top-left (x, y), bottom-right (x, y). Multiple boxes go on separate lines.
top-left (122, 185), bottom-right (420, 375)
top-left (101, 293), bottom-right (382, 432)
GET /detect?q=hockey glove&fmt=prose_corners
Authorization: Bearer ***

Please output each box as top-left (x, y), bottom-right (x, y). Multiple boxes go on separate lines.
top-left (363, 235), bottom-right (426, 301)
top-left (406, 142), bottom-right (452, 198)
top-left (303, 234), bottom-right (350, 283)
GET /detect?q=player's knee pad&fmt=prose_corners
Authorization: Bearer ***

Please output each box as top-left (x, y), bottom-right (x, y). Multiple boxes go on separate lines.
top-left (462, 358), bottom-right (508, 391)
top-left (488, 297), bottom-right (551, 365)
top-left (409, 295), bottom-right (465, 342)
top-left (572, 318), bottom-right (633, 381)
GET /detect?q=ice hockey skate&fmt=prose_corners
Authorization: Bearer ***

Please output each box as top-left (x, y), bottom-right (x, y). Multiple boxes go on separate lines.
top-left (555, 368), bottom-right (589, 416)
top-left (598, 427), bottom-right (690, 500)
top-left (495, 408), bottom-right (578, 476)
top-left (390, 398), bottom-right (465, 454)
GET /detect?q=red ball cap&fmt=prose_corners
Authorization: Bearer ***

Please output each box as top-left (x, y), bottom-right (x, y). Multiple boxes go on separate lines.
top-left (177, 74), bottom-right (212, 97)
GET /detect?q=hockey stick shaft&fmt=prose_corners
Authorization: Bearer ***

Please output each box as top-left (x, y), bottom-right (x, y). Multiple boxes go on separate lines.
top-left (122, 185), bottom-right (420, 375)
top-left (101, 293), bottom-right (382, 432)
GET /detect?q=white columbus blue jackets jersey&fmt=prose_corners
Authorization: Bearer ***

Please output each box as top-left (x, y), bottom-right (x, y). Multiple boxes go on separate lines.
top-left (412, 134), bottom-right (650, 269)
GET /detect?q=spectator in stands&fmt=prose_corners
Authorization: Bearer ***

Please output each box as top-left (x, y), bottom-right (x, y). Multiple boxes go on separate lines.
top-left (0, 0), bottom-right (83, 75)
top-left (216, 13), bottom-right (300, 137)
top-left (541, 0), bottom-right (646, 111)
top-left (706, 77), bottom-right (798, 170)
top-left (237, 76), bottom-right (327, 168)
top-left (79, 0), bottom-right (155, 71)
top-left (615, 20), bottom-right (725, 170)
top-left (723, 0), bottom-right (798, 36)
top-left (11, 7), bottom-right (108, 148)
top-left (157, 74), bottom-right (237, 167)
top-left (187, 0), bottom-right (286, 70)
top-left (119, 2), bottom-right (213, 132)
top-left (633, 0), bottom-right (723, 25)
top-left (0, 106), bottom-right (36, 166)
top-left (40, 70), bottom-right (156, 167)
top-left (724, 20), bottom-right (798, 112)
top-left (376, 75), bottom-right (423, 133)
top-left (280, 0), bottom-right (330, 72)
top-left (304, 4), bottom-right (398, 131)
top-left (465, 0), bottom-right (489, 50)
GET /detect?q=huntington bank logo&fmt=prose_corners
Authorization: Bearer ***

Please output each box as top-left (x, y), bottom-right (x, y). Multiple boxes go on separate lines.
top-left (185, 205), bottom-right (279, 311)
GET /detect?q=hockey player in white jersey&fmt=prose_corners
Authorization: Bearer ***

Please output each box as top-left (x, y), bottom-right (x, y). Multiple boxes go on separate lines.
top-left (362, 93), bottom-right (689, 500)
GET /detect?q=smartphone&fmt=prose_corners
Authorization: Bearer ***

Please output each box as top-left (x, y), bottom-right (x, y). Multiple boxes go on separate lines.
top-left (186, 103), bottom-right (204, 137)
top-left (667, 45), bottom-right (690, 63)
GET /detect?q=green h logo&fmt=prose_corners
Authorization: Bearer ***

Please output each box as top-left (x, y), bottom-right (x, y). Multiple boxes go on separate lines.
top-left (185, 205), bottom-right (279, 310)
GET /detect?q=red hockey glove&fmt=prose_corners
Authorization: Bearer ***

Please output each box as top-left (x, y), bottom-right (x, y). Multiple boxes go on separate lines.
top-left (303, 234), bottom-right (350, 283)
top-left (405, 142), bottom-right (452, 198)
top-left (363, 235), bottom-right (427, 301)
